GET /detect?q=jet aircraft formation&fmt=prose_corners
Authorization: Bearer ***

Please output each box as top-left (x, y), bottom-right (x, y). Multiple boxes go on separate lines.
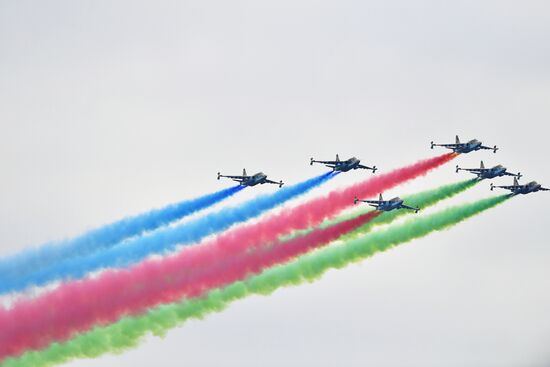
top-left (1, 134), bottom-right (548, 367)
top-left (217, 135), bottom-right (548, 214)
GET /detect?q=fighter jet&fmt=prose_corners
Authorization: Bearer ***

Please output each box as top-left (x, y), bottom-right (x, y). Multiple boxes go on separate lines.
top-left (456, 161), bottom-right (521, 180)
top-left (431, 135), bottom-right (498, 154)
top-left (354, 194), bottom-right (420, 213)
top-left (310, 154), bottom-right (377, 173)
top-left (490, 177), bottom-right (549, 195)
top-left (217, 169), bottom-right (283, 188)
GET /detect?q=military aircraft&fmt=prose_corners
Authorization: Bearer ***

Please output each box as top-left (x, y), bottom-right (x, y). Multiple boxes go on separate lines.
top-left (431, 135), bottom-right (498, 154)
top-left (456, 161), bottom-right (521, 180)
top-left (217, 169), bottom-right (283, 188)
top-left (310, 154), bottom-right (377, 173)
top-left (490, 177), bottom-right (549, 195)
top-left (354, 194), bottom-right (420, 213)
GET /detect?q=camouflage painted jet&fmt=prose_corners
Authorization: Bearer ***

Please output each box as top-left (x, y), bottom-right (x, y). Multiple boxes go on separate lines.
top-left (431, 135), bottom-right (498, 154)
top-left (217, 169), bottom-right (283, 188)
top-left (310, 154), bottom-right (377, 173)
top-left (354, 193), bottom-right (420, 213)
top-left (490, 177), bottom-right (549, 195)
top-left (456, 161), bottom-right (521, 180)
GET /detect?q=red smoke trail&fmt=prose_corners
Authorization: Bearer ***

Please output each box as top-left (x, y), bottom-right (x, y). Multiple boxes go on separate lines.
top-left (0, 153), bottom-right (454, 360)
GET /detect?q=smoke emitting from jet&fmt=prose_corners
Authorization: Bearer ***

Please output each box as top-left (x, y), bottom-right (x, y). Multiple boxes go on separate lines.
top-left (0, 152), bottom-right (473, 366)
top-left (1, 194), bottom-right (508, 367)
top-left (0, 176), bottom-right (475, 363)
top-left (0, 185), bottom-right (244, 293)
top-left (0, 153), bottom-right (458, 360)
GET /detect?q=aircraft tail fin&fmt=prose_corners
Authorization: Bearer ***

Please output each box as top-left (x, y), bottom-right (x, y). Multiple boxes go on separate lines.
top-left (480, 161), bottom-right (485, 169)
top-left (379, 193), bottom-right (383, 201)
top-left (243, 168), bottom-right (247, 177)
top-left (335, 154), bottom-right (340, 162)
top-left (455, 135), bottom-right (461, 144)
top-left (513, 177), bottom-right (519, 186)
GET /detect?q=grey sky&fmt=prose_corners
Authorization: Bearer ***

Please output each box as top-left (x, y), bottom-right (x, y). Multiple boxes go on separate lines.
top-left (1, 1), bottom-right (549, 366)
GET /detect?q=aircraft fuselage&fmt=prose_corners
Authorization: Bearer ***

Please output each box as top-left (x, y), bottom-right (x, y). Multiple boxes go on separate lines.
top-left (240, 173), bottom-right (268, 186)
top-left (511, 182), bottom-right (543, 195)
top-left (375, 198), bottom-right (404, 212)
top-left (334, 157), bottom-right (361, 172)
top-left (478, 165), bottom-right (507, 179)
top-left (454, 140), bottom-right (483, 153)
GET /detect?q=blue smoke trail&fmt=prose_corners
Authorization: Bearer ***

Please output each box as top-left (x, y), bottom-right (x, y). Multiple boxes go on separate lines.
top-left (0, 173), bottom-right (334, 294)
top-left (0, 186), bottom-right (243, 287)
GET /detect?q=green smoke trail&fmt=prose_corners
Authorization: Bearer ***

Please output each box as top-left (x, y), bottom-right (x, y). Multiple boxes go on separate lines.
top-left (285, 178), bottom-right (478, 240)
top-left (4, 192), bottom-right (506, 367)
top-left (342, 178), bottom-right (479, 239)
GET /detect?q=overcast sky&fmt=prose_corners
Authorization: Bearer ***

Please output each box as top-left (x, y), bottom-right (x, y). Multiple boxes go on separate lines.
top-left (1, 1), bottom-right (549, 366)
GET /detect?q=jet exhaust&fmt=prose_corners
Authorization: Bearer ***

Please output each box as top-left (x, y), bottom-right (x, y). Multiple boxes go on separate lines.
top-left (2, 194), bottom-right (509, 367)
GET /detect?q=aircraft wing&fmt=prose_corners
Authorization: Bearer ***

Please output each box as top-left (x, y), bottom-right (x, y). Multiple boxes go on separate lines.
top-left (503, 172), bottom-right (520, 177)
top-left (314, 160), bottom-right (339, 165)
top-left (461, 168), bottom-right (484, 173)
top-left (436, 143), bottom-right (460, 148)
top-left (401, 204), bottom-right (419, 211)
top-left (494, 185), bottom-right (516, 190)
top-left (480, 145), bottom-right (498, 153)
top-left (357, 164), bottom-right (376, 171)
top-left (364, 199), bottom-right (384, 204)
top-left (540, 187), bottom-right (550, 191)
top-left (265, 179), bottom-right (284, 187)
top-left (221, 175), bottom-right (246, 180)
